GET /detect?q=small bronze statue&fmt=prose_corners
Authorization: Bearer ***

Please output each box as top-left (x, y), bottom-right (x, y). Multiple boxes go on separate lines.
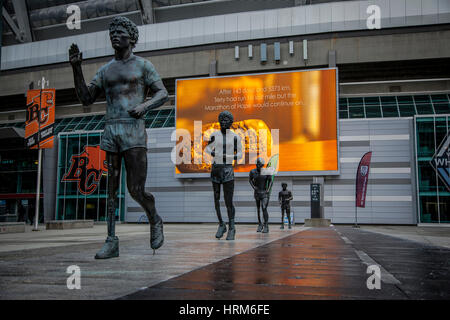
top-left (69, 16), bottom-right (168, 259)
top-left (249, 158), bottom-right (271, 233)
top-left (205, 111), bottom-right (242, 240)
top-left (278, 183), bottom-right (293, 229)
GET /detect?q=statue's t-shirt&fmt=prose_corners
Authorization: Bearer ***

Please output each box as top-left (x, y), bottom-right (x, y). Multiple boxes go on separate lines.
top-left (90, 54), bottom-right (161, 121)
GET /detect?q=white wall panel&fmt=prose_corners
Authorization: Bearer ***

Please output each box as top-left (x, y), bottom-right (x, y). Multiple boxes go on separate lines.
top-left (319, 4), bottom-right (332, 32)
top-left (250, 11), bottom-right (265, 39)
top-left (156, 22), bottom-right (169, 50)
top-left (179, 19), bottom-right (193, 47)
top-left (192, 18), bottom-right (205, 45)
top-left (237, 12), bottom-right (251, 41)
top-left (331, 2), bottom-right (346, 31)
top-left (291, 5), bottom-right (306, 35)
top-left (213, 15), bottom-right (225, 43)
top-left (305, 4), bottom-right (321, 34)
top-left (277, 8), bottom-right (292, 37)
top-left (390, 0), bottom-right (406, 27)
top-left (224, 14), bottom-right (238, 42)
top-left (422, 0), bottom-right (439, 24)
top-left (263, 10), bottom-right (278, 38)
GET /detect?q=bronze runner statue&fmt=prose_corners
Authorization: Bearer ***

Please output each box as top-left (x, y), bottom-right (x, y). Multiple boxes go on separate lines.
top-left (249, 158), bottom-right (271, 233)
top-left (278, 183), bottom-right (293, 229)
top-left (69, 16), bottom-right (168, 259)
top-left (205, 111), bottom-right (242, 240)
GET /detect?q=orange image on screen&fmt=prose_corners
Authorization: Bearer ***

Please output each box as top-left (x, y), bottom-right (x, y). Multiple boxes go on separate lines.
top-left (175, 69), bottom-right (338, 175)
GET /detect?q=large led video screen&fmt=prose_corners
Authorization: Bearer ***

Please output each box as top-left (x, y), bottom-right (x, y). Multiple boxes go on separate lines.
top-left (175, 68), bottom-right (339, 177)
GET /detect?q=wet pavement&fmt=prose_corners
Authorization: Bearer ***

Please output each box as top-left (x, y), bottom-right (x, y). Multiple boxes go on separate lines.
top-left (337, 226), bottom-right (450, 299)
top-left (122, 226), bottom-right (450, 300)
top-left (0, 224), bottom-right (300, 299)
top-left (1, 224), bottom-right (449, 300)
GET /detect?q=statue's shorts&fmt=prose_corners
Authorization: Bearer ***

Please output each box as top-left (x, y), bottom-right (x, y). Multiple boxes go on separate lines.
top-left (100, 118), bottom-right (147, 153)
top-left (211, 163), bottom-right (234, 184)
top-left (254, 191), bottom-right (269, 200)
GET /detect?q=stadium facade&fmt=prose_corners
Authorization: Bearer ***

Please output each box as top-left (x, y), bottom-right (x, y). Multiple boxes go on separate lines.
top-left (0, 0), bottom-right (449, 225)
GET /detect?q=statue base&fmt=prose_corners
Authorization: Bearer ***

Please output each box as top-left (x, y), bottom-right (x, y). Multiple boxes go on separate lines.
top-left (304, 218), bottom-right (331, 227)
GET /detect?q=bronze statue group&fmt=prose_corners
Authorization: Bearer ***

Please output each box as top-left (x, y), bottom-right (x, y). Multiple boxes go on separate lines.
top-left (69, 16), bottom-right (293, 259)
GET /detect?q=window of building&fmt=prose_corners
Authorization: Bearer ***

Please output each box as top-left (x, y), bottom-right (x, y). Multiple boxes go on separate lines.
top-left (56, 132), bottom-right (126, 221)
top-left (415, 116), bottom-right (450, 224)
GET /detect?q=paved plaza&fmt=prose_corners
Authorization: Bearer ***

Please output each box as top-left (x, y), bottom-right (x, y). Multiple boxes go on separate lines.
top-left (0, 223), bottom-right (449, 300)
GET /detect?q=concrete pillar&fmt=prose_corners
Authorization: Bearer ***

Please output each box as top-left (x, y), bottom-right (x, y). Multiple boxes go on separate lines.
top-left (209, 60), bottom-right (217, 76)
top-left (328, 50), bottom-right (336, 67)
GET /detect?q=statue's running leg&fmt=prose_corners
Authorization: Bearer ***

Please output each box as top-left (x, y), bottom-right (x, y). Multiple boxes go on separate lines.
top-left (124, 148), bottom-right (164, 251)
top-left (280, 207), bottom-right (285, 229)
top-left (95, 152), bottom-right (121, 259)
top-left (286, 206), bottom-right (292, 229)
top-left (262, 197), bottom-right (269, 233)
top-left (223, 180), bottom-right (235, 240)
top-left (256, 199), bottom-right (263, 232)
top-left (213, 182), bottom-right (227, 238)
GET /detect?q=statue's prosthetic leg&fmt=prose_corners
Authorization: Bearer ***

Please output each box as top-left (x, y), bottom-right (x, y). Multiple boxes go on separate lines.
top-left (213, 182), bottom-right (227, 238)
top-left (286, 206), bottom-right (292, 229)
top-left (95, 152), bottom-right (120, 259)
top-left (255, 199), bottom-right (263, 232)
top-left (223, 180), bottom-right (235, 240)
top-left (124, 148), bottom-right (164, 251)
top-left (261, 197), bottom-right (269, 233)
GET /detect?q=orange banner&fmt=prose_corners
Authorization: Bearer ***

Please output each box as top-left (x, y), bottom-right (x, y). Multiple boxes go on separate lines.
top-left (25, 89), bottom-right (56, 149)
top-left (175, 68), bottom-right (338, 175)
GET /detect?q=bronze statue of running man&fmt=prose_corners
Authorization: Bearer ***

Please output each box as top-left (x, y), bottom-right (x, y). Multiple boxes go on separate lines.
top-left (69, 16), bottom-right (168, 259)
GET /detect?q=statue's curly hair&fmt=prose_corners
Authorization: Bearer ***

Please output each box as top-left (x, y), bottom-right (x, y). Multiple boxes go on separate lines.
top-left (218, 110), bottom-right (233, 123)
top-left (109, 16), bottom-right (139, 47)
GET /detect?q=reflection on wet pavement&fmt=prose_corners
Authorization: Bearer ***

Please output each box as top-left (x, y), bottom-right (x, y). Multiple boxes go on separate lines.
top-left (122, 227), bottom-right (422, 300)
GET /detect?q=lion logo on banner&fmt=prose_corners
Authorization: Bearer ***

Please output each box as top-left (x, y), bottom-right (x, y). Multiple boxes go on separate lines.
top-left (360, 165), bottom-right (369, 177)
top-left (62, 145), bottom-right (108, 195)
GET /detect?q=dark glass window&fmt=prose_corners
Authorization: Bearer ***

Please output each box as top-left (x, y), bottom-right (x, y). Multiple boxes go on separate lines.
top-left (398, 104), bottom-right (415, 116)
top-left (397, 96), bottom-right (413, 104)
top-left (348, 97), bottom-right (363, 106)
top-left (165, 116), bottom-right (175, 127)
top-left (415, 116), bottom-right (450, 224)
top-left (381, 96), bottom-right (397, 105)
top-left (349, 106), bottom-right (364, 118)
top-left (419, 195), bottom-right (439, 223)
top-left (439, 196), bottom-right (450, 223)
top-left (339, 111), bottom-right (348, 119)
top-left (381, 105), bottom-right (399, 117)
top-left (414, 95), bottom-right (431, 104)
top-left (430, 94), bottom-right (448, 104)
top-left (416, 104), bottom-right (434, 115)
top-left (433, 103), bottom-right (450, 114)
top-left (416, 118), bottom-right (435, 158)
top-left (365, 105), bottom-right (382, 118)
top-left (56, 132), bottom-right (125, 221)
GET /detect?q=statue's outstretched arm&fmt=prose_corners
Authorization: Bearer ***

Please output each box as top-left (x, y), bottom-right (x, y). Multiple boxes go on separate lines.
top-left (69, 43), bottom-right (101, 106)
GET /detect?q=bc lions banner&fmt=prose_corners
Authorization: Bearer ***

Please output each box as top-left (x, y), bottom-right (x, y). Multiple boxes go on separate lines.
top-left (62, 145), bottom-right (108, 195)
top-left (356, 151), bottom-right (372, 208)
top-left (25, 89), bottom-right (55, 149)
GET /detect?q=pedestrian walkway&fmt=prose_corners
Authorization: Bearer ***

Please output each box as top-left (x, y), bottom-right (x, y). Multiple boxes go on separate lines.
top-left (0, 223), bottom-right (300, 299)
top-left (1, 224), bottom-right (449, 300)
top-left (121, 227), bottom-right (407, 300)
